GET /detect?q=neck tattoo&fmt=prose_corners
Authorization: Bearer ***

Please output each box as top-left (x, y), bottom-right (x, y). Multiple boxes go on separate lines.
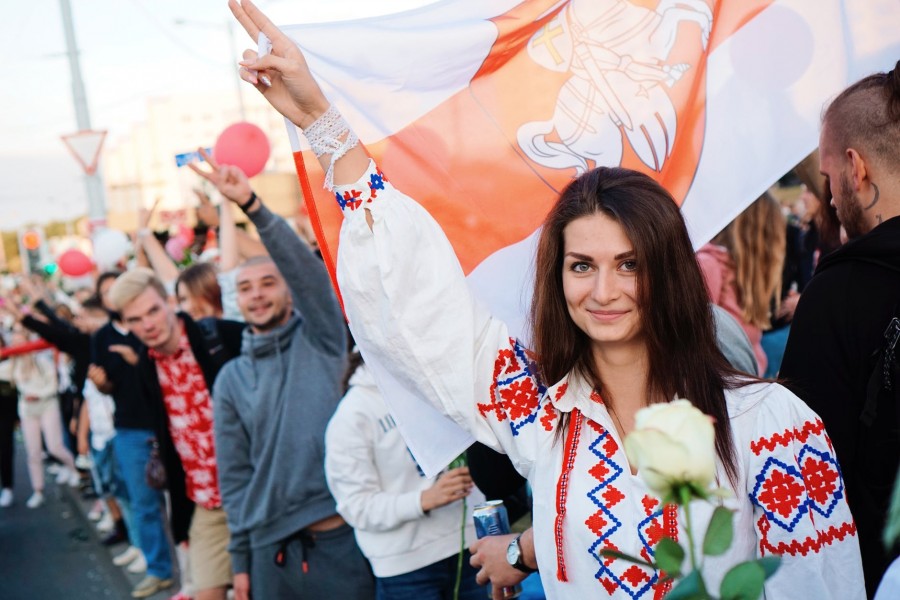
top-left (863, 182), bottom-right (880, 210)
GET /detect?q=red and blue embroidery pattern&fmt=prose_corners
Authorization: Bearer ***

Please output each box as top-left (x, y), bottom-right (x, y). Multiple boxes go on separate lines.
top-left (334, 166), bottom-right (389, 211)
top-left (749, 419), bottom-right (855, 556)
top-left (478, 338), bottom-right (546, 436)
top-left (582, 420), bottom-right (667, 599)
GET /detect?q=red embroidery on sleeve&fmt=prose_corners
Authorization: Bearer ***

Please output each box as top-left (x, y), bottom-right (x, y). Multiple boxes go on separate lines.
top-left (750, 419), bottom-right (826, 455)
top-left (757, 515), bottom-right (857, 556)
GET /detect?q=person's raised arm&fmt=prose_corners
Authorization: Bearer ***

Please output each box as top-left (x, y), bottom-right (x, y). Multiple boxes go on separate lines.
top-left (199, 189), bottom-right (237, 272)
top-left (228, 0), bottom-right (369, 189)
top-left (135, 199), bottom-right (180, 288)
top-left (189, 149), bottom-right (345, 355)
top-left (227, 0), bottom-right (550, 483)
top-left (203, 188), bottom-right (268, 267)
top-left (33, 299), bottom-right (76, 334)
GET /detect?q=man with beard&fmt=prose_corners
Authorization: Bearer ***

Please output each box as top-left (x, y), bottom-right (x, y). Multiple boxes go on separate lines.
top-left (781, 60), bottom-right (900, 595)
top-left (196, 161), bottom-right (373, 600)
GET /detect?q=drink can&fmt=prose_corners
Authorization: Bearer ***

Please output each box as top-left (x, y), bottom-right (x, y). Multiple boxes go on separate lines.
top-left (473, 500), bottom-right (522, 599)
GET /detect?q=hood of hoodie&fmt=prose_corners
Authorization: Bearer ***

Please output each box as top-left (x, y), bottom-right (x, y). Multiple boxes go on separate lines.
top-left (816, 215), bottom-right (900, 274)
top-left (239, 310), bottom-right (302, 391)
top-left (347, 362), bottom-right (376, 391)
top-left (697, 242), bottom-right (733, 267)
top-left (241, 310), bottom-right (301, 357)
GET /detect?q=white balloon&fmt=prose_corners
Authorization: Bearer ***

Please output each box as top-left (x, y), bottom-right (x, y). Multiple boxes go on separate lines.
top-left (92, 228), bottom-right (131, 270)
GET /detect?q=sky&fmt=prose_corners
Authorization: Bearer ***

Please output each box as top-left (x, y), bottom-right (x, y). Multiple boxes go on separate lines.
top-left (0, 0), bottom-right (436, 229)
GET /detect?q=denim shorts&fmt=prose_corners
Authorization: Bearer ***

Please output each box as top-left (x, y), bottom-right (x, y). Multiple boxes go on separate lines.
top-left (90, 441), bottom-right (121, 498)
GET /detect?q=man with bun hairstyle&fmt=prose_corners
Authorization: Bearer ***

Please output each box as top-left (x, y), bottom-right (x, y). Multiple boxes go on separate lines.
top-left (782, 61), bottom-right (900, 594)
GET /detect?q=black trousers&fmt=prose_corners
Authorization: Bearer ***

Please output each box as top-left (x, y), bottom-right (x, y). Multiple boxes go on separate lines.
top-left (0, 398), bottom-right (18, 489)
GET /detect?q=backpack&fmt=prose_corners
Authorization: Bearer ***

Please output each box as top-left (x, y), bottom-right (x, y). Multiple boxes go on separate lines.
top-left (862, 308), bottom-right (900, 427)
top-left (853, 259), bottom-right (900, 527)
top-left (196, 316), bottom-right (233, 375)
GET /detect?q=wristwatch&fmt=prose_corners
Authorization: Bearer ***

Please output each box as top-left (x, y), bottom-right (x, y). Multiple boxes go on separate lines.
top-left (506, 534), bottom-right (538, 574)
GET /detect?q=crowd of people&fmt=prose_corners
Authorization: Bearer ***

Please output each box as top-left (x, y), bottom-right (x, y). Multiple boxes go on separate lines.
top-left (0, 1), bottom-right (899, 598)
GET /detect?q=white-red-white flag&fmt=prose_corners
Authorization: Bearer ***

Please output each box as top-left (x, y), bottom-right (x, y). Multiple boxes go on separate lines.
top-left (277, 0), bottom-right (900, 474)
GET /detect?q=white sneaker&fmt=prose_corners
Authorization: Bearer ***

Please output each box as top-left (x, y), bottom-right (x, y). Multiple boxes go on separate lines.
top-left (67, 468), bottom-right (82, 487)
top-left (0, 488), bottom-right (12, 507)
top-left (26, 492), bottom-right (45, 509)
top-left (127, 552), bottom-right (148, 574)
top-left (113, 546), bottom-right (142, 567)
top-left (97, 512), bottom-right (115, 533)
top-left (46, 463), bottom-right (61, 475)
top-left (75, 454), bottom-right (93, 470)
top-left (55, 466), bottom-right (70, 484)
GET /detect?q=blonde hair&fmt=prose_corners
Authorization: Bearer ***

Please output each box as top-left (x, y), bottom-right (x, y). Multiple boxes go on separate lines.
top-left (714, 193), bottom-right (786, 330)
top-left (108, 268), bottom-right (168, 311)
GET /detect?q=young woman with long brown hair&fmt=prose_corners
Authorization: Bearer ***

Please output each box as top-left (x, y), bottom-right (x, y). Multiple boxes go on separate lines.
top-left (697, 193), bottom-right (786, 375)
top-left (225, 3), bottom-right (864, 598)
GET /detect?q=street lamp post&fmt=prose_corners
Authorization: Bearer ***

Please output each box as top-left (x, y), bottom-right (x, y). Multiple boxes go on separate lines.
top-left (59, 0), bottom-right (108, 227)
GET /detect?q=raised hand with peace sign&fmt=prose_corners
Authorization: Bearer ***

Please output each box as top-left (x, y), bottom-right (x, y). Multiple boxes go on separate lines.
top-left (227, 0), bottom-right (369, 189)
top-left (187, 147), bottom-right (255, 209)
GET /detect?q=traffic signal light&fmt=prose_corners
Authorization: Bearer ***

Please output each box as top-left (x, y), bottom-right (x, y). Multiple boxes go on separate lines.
top-left (22, 231), bottom-right (41, 251)
top-left (18, 229), bottom-right (45, 274)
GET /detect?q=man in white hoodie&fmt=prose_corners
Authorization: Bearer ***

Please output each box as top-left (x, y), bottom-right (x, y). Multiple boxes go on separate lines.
top-left (325, 358), bottom-right (486, 598)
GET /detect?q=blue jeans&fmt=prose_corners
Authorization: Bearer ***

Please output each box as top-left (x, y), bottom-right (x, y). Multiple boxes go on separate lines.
top-left (376, 551), bottom-right (483, 600)
top-left (113, 428), bottom-right (172, 579)
top-left (92, 438), bottom-right (137, 548)
top-left (520, 572), bottom-right (546, 599)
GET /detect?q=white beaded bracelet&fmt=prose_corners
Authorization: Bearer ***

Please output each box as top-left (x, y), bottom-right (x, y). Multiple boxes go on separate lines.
top-left (302, 104), bottom-right (359, 189)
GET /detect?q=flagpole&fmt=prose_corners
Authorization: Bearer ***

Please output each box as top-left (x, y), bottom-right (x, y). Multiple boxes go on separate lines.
top-left (59, 0), bottom-right (108, 228)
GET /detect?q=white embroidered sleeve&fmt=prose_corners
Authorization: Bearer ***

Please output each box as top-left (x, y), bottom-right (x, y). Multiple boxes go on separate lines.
top-left (746, 385), bottom-right (865, 599)
top-left (335, 160), bottom-right (551, 477)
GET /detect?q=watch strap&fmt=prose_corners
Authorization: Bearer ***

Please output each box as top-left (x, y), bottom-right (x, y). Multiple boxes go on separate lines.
top-left (508, 534), bottom-right (538, 574)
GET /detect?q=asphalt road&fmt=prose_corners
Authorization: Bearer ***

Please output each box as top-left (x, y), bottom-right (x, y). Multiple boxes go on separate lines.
top-left (0, 435), bottom-right (178, 600)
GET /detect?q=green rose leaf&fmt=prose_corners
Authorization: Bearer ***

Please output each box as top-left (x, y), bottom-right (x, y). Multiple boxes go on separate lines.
top-left (666, 570), bottom-right (708, 600)
top-left (598, 549), bottom-right (655, 569)
top-left (654, 536), bottom-right (684, 576)
top-left (703, 505), bottom-right (734, 556)
top-left (720, 561), bottom-right (766, 600)
top-left (757, 555), bottom-right (782, 579)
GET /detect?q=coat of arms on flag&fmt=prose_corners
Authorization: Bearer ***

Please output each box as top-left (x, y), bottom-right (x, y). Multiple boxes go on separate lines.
top-left (271, 0), bottom-right (900, 473)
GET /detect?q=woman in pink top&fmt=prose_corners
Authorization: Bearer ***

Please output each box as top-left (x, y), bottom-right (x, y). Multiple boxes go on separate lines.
top-left (697, 193), bottom-right (786, 376)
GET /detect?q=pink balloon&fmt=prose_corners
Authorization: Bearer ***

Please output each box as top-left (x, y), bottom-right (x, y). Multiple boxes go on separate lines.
top-left (166, 237), bottom-right (189, 261)
top-left (58, 249), bottom-right (93, 277)
top-left (213, 122), bottom-right (271, 178)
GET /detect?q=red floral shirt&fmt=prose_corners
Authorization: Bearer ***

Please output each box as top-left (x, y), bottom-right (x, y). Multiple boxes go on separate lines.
top-left (150, 325), bottom-right (221, 509)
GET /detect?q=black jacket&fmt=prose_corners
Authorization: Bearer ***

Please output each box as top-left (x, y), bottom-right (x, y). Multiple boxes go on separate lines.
top-left (137, 313), bottom-right (244, 543)
top-left (781, 215), bottom-right (900, 594)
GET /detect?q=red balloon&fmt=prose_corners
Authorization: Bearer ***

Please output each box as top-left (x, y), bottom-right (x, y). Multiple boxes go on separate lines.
top-left (213, 122), bottom-right (271, 178)
top-left (58, 249), bottom-right (93, 277)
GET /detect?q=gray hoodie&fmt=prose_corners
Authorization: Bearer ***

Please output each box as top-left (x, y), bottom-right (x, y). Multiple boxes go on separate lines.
top-left (212, 203), bottom-right (347, 574)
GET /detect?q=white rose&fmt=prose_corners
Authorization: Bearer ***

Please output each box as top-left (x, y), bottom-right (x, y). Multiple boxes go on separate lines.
top-left (623, 399), bottom-right (716, 497)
